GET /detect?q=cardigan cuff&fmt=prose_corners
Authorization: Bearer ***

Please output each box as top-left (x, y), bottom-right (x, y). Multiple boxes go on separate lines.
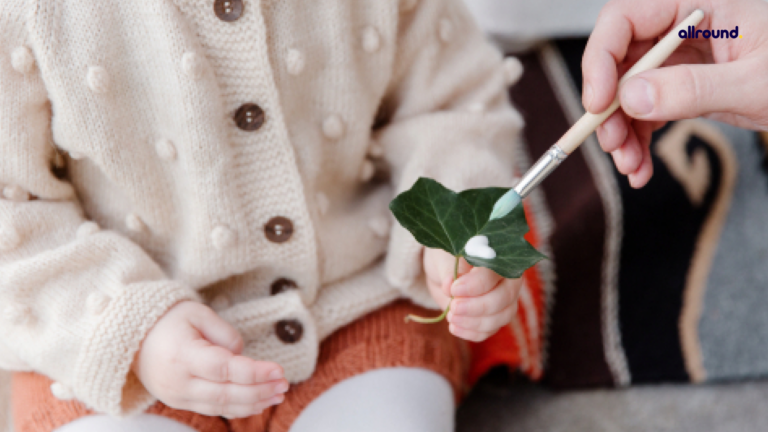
top-left (72, 280), bottom-right (199, 417)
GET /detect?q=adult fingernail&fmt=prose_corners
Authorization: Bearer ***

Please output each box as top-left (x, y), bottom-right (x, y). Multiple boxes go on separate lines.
top-left (583, 82), bottom-right (594, 111)
top-left (274, 382), bottom-right (289, 393)
top-left (270, 394), bottom-right (285, 406)
top-left (622, 78), bottom-right (654, 116)
top-left (268, 369), bottom-right (283, 380)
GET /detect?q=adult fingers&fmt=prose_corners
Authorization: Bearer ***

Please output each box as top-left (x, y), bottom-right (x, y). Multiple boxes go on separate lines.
top-left (449, 279), bottom-right (519, 317)
top-left (188, 306), bottom-right (244, 354)
top-left (620, 61), bottom-right (758, 121)
top-left (628, 133), bottom-right (654, 188)
top-left (596, 110), bottom-right (630, 152)
top-left (611, 125), bottom-right (643, 175)
top-left (582, 0), bottom-right (690, 113)
top-left (450, 266), bottom-right (503, 298)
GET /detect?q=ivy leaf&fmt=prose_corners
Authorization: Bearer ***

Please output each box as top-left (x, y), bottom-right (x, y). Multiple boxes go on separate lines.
top-left (389, 177), bottom-right (545, 279)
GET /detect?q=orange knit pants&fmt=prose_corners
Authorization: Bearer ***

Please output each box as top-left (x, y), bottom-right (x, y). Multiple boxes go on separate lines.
top-left (12, 299), bottom-right (469, 432)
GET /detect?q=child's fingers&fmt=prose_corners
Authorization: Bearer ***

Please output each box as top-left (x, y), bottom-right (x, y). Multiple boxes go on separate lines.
top-left (447, 304), bottom-right (516, 333)
top-left (448, 323), bottom-right (492, 343)
top-left (186, 378), bottom-right (289, 407)
top-left (449, 282), bottom-right (517, 317)
top-left (187, 306), bottom-right (244, 354)
top-left (184, 393), bottom-right (284, 419)
top-left (450, 267), bottom-right (502, 297)
top-left (185, 341), bottom-right (285, 384)
top-left (225, 356), bottom-right (285, 385)
top-left (184, 342), bottom-right (236, 382)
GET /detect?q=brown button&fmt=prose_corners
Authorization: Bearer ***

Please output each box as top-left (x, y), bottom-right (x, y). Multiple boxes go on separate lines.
top-left (213, 0), bottom-right (244, 22)
top-left (264, 216), bottom-right (293, 243)
top-left (234, 103), bottom-right (265, 131)
top-left (275, 319), bottom-right (303, 344)
top-left (271, 278), bottom-right (298, 296)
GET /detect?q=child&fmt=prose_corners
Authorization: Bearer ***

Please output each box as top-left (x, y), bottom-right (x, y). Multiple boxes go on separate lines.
top-left (0, 0), bottom-right (524, 431)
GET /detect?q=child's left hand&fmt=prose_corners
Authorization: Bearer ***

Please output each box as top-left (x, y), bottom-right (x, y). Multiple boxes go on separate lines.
top-left (423, 248), bottom-right (523, 342)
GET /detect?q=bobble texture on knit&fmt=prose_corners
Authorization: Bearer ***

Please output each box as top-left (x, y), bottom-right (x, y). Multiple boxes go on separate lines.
top-left (76, 221), bottom-right (100, 239)
top-left (322, 115), bottom-right (345, 140)
top-left (50, 382), bottom-right (75, 401)
top-left (362, 26), bottom-right (381, 53)
top-left (368, 216), bottom-right (390, 238)
top-left (125, 214), bottom-right (147, 233)
top-left (86, 292), bottom-right (111, 316)
top-left (11, 46), bottom-right (35, 74)
top-left (0, 226), bottom-right (22, 252)
top-left (86, 66), bottom-right (110, 94)
top-left (3, 185), bottom-right (30, 201)
top-left (286, 48), bottom-right (305, 76)
top-left (359, 160), bottom-right (375, 182)
top-left (5, 304), bottom-right (34, 326)
top-left (155, 138), bottom-right (177, 161)
top-left (181, 52), bottom-right (204, 79)
top-left (467, 102), bottom-right (486, 113)
top-left (438, 19), bottom-right (453, 42)
top-left (367, 142), bottom-right (384, 158)
top-left (316, 192), bottom-right (330, 216)
top-left (211, 225), bottom-right (235, 250)
top-left (503, 57), bottom-right (524, 86)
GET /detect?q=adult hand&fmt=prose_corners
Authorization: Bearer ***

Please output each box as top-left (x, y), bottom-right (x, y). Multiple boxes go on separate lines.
top-left (582, 0), bottom-right (768, 187)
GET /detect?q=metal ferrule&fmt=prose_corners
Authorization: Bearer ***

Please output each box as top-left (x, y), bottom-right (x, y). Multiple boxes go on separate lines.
top-left (514, 145), bottom-right (568, 199)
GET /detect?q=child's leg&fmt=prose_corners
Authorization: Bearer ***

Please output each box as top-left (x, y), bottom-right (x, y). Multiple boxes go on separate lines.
top-left (53, 414), bottom-right (196, 432)
top-left (289, 367), bottom-right (455, 432)
top-left (230, 299), bottom-right (468, 432)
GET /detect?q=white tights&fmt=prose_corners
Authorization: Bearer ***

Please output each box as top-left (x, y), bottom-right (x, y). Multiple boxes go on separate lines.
top-left (53, 368), bottom-right (455, 432)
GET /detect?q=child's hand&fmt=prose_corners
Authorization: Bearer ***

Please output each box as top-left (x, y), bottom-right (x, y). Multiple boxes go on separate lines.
top-left (423, 248), bottom-right (523, 342)
top-left (131, 301), bottom-right (288, 418)
top-left (583, 0), bottom-right (768, 188)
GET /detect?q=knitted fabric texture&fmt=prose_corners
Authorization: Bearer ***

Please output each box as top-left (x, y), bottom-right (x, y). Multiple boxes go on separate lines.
top-left (0, 0), bottom-right (521, 417)
top-left (12, 300), bottom-right (468, 432)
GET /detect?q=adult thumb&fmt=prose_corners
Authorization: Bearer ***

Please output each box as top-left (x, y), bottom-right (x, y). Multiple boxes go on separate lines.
top-left (620, 62), bottom-right (747, 121)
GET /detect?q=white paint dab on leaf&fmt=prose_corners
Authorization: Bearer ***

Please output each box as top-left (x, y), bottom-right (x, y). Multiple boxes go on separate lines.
top-left (465, 235), bottom-right (496, 259)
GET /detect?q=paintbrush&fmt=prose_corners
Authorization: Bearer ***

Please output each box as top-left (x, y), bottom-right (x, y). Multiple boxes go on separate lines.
top-left (489, 9), bottom-right (705, 220)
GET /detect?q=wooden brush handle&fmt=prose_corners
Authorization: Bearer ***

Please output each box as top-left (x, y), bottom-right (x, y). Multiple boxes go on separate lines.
top-left (556, 9), bottom-right (705, 155)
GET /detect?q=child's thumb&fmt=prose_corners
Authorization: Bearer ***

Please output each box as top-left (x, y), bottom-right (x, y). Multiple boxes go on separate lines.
top-left (620, 62), bottom-right (748, 122)
top-left (189, 307), bottom-right (244, 354)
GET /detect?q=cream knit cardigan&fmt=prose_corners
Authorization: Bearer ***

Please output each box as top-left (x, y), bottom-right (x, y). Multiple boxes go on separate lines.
top-left (0, 0), bottom-right (522, 418)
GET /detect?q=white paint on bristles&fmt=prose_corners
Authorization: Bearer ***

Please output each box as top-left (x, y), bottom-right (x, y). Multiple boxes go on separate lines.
top-left (464, 235), bottom-right (496, 259)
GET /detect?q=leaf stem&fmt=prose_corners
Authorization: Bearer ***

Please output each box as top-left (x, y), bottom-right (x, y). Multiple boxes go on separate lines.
top-left (405, 255), bottom-right (458, 324)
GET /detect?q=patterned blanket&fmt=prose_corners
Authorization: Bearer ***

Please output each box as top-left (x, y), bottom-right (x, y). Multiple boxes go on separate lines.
top-left (469, 39), bottom-right (768, 389)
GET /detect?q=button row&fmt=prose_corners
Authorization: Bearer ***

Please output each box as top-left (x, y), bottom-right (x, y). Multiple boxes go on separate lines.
top-left (214, 0), bottom-right (243, 22)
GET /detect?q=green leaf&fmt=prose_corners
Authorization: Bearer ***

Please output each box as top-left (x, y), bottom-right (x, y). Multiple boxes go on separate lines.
top-left (389, 177), bottom-right (545, 279)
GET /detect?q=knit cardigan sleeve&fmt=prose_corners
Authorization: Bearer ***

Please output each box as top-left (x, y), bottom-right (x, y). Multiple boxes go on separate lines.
top-left (0, 2), bottom-right (198, 417)
top-left (379, 0), bottom-right (523, 305)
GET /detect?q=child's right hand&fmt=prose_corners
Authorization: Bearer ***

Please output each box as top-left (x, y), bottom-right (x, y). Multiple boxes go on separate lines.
top-left (131, 301), bottom-right (288, 418)
top-left (583, 0), bottom-right (768, 188)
